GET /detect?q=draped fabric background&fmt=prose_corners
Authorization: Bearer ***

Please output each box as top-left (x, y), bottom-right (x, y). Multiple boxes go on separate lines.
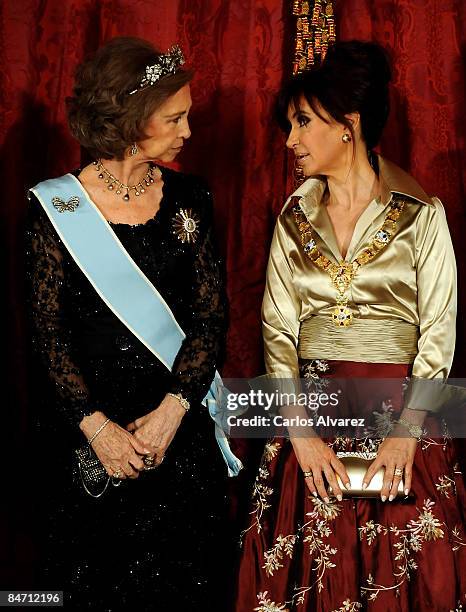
top-left (1, 0), bottom-right (292, 588)
top-left (338, 0), bottom-right (466, 379)
top-left (1, 0), bottom-right (465, 590)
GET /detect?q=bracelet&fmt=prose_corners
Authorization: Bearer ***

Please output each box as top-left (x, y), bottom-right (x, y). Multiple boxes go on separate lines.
top-left (88, 418), bottom-right (111, 445)
top-left (396, 418), bottom-right (423, 440)
top-left (167, 392), bottom-right (190, 412)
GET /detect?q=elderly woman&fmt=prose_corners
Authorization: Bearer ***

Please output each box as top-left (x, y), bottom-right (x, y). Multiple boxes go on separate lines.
top-left (236, 41), bottom-right (466, 611)
top-left (26, 36), bottom-right (240, 610)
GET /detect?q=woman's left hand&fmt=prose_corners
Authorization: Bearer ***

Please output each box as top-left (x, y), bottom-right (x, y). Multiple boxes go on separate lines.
top-left (362, 435), bottom-right (418, 501)
top-left (126, 394), bottom-right (186, 465)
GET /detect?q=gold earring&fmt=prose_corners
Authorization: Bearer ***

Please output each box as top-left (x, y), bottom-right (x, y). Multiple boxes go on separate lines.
top-left (293, 158), bottom-right (305, 187)
top-left (342, 133), bottom-right (351, 143)
top-left (130, 143), bottom-right (138, 156)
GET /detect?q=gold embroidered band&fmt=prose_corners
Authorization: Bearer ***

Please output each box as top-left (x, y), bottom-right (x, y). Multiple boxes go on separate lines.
top-left (298, 316), bottom-right (419, 364)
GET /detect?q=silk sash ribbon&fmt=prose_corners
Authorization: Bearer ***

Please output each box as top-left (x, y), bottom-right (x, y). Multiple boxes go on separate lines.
top-left (31, 174), bottom-right (243, 476)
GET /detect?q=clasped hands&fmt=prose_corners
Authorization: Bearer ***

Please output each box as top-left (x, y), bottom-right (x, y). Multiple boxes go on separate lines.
top-left (285, 405), bottom-right (420, 503)
top-left (79, 394), bottom-right (186, 480)
top-left (292, 435), bottom-right (417, 503)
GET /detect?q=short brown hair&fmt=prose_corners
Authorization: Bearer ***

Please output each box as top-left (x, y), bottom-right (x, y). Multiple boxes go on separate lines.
top-left (67, 37), bottom-right (193, 160)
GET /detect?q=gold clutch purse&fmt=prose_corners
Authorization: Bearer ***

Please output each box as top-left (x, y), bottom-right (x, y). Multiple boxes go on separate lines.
top-left (330, 452), bottom-right (406, 499)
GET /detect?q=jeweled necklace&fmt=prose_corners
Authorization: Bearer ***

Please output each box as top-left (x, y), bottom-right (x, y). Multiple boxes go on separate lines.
top-left (292, 195), bottom-right (406, 327)
top-left (93, 160), bottom-right (156, 202)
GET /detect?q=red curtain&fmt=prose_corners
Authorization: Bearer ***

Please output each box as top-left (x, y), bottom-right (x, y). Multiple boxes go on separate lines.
top-left (4, 0), bottom-right (465, 397)
top-left (1, 0), bottom-right (465, 588)
top-left (1, 0), bottom-right (291, 390)
top-left (336, 0), bottom-right (466, 376)
top-left (1, 0), bottom-right (291, 587)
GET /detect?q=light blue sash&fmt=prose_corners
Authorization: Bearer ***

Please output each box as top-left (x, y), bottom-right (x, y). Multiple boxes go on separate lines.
top-left (31, 174), bottom-right (242, 476)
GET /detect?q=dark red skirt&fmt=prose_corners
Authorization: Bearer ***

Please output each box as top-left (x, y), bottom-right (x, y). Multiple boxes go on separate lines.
top-left (235, 362), bottom-right (466, 612)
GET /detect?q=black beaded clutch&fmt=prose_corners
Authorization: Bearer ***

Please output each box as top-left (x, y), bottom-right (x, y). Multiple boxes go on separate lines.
top-left (75, 444), bottom-right (111, 498)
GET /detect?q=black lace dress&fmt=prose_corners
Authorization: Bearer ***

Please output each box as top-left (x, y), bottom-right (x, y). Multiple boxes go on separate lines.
top-left (26, 167), bottom-right (230, 611)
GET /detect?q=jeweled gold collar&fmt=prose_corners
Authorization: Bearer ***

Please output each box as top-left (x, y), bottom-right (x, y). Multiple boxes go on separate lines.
top-left (282, 155), bottom-right (432, 214)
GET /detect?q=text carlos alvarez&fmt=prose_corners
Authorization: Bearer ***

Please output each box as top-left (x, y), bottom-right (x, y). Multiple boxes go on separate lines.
top-left (226, 415), bottom-right (366, 427)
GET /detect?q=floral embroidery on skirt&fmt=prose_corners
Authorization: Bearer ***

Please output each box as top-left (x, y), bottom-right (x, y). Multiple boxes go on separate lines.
top-left (236, 361), bottom-right (466, 611)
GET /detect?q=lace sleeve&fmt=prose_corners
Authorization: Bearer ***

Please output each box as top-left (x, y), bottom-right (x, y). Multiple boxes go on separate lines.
top-left (168, 189), bottom-right (227, 406)
top-left (26, 195), bottom-right (95, 427)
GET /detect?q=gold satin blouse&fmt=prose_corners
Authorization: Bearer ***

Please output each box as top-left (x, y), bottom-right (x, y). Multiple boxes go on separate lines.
top-left (262, 156), bottom-right (457, 380)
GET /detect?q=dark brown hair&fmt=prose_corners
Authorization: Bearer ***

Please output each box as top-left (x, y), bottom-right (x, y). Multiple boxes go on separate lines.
top-left (277, 41), bottom-right (391, 150)
top-left (67, 37), bottom-right (193, 160)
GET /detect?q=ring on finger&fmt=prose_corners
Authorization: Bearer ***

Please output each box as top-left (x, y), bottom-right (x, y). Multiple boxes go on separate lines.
top-left (143, 458), bottom-right (160, 471)
top-left (143, 455), bottom-right (155, 467)
top-left (303, 470), bottom-right (313, 478)
top-left (112, 469), bottom-right (123, 486)
top-left (394, 467), bottom-right (404, 477)
top-left (145, 455), bottom-right (165, 470)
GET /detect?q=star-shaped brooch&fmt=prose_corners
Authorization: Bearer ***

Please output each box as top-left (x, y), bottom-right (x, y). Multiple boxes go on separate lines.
top-left (172, 208), bottom-right (200, 244)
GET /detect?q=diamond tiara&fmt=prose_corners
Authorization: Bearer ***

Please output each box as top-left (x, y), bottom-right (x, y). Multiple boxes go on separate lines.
top-left (128, 45), bottom-right (185, 95)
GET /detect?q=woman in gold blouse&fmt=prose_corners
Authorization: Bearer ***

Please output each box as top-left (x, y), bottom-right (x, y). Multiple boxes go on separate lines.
top-left (236, 41), bottom-right (465, 611)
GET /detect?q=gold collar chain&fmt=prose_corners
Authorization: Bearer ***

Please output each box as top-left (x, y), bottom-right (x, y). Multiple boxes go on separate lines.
top-left (292, 196), bottom-right (406, 327)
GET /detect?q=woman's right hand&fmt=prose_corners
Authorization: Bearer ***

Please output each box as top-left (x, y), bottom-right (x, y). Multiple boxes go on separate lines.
top-left (80, 412), bottom-right (152, 479)
top-left (290, 436), bottom-right (351, 502)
